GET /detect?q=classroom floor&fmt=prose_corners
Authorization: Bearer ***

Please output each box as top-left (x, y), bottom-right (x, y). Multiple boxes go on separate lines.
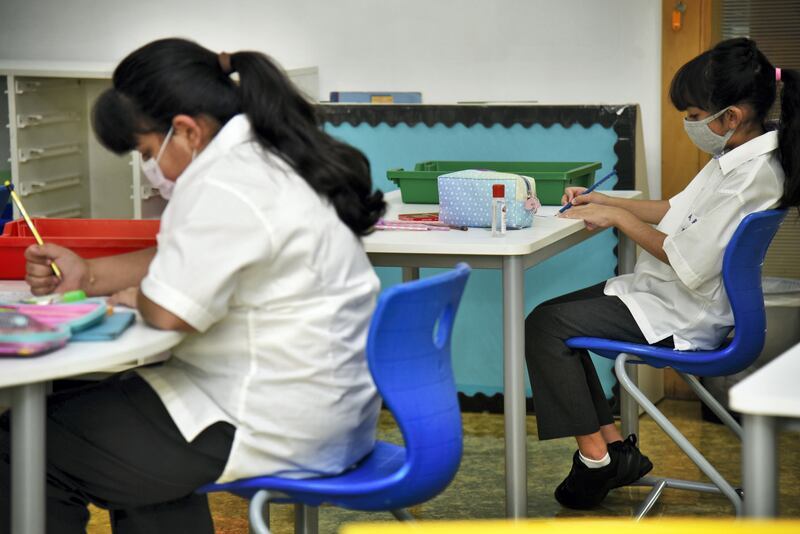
top-left (86, 399), bottom-right (800, 533)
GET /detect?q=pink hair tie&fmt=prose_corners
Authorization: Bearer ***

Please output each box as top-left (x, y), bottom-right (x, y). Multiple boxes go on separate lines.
top-left (776, 67), bottom-right (782, 82)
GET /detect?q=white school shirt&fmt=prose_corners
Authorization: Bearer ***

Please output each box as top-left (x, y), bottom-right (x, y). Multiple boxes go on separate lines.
top-left (605, 130), bottom-right (784, 350)
top-left (136, 114), bottom-right (382, 483)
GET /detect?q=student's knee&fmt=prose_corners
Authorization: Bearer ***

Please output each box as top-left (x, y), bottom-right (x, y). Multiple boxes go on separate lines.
top-left (525, 306), bottom-right (558, 363)
top-left (524, 304), bottom-right (575, 373)
top-left (525, 304), bottom-right (561, 338)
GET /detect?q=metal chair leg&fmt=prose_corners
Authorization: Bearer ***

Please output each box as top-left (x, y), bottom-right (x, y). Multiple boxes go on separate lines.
top-left (679, 371), bottom-right (743, 439)
top-left (634, 479), bottom-right (667, 520)
top-left (249, 490), bottom-right (272, 534)
top-left (615, 354), bottom-right (743, 516)
top-left (391, 508), bottom-right (415, 521)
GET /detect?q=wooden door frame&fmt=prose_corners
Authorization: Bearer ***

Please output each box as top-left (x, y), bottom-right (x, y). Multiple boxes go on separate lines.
top-left (661, 0), bottom-right (721, 200)
top-left (660, 0), bottom-right (721, 399)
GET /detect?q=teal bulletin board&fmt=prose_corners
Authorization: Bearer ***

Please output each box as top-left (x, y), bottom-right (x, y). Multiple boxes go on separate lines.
top-left (321, 105), bottom-right (639, 403)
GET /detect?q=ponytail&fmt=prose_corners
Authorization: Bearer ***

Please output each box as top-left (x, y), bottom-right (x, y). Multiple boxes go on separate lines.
top-left (229, 51), bottom-right (385, 235)
top-left (92, 38), bottom-right (384, 236)
top-left (778, 68), bottom-right (800, 208)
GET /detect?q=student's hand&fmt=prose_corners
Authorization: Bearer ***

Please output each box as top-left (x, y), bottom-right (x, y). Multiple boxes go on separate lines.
top-left (108, 286), bottom-right (139, 308)
top-left (559, 204), bottom-right (623, 231)
top-left (24, 244), bottom-right (89, 296)
top-left (562, 187), bottom-right (587, 205)
top-left (561, 188), bottom-right (610, 207)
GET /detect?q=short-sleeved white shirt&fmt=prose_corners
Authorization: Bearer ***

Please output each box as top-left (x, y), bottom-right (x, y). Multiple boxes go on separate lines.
top-left (605, 130), bottom-right (784, 350)
top-left (136, 114), bottom-right (381, 483)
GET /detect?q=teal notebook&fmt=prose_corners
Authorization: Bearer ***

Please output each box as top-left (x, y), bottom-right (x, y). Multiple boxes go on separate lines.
top-left (70, 311), bottom-right (135, 341)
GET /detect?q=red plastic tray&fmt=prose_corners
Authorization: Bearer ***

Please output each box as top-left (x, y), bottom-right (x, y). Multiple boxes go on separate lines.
top-left (0, 218), bottom-right (159, 280)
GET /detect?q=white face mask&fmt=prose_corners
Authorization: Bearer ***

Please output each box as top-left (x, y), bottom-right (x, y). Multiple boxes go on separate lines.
top-left (140, 126), bottom-right (176, 200)
top-left (683, 106), bottom-right (735, 156)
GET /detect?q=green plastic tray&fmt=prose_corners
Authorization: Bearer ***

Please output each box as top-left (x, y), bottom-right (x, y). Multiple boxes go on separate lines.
top-left (386, 161), bottom-right (602, 205)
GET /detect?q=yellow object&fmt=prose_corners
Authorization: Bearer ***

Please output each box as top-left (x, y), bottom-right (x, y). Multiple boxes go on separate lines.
top-left (342, 518), bottom-right (800, 534)
top-left (4, 180), bottom-right (62, 279)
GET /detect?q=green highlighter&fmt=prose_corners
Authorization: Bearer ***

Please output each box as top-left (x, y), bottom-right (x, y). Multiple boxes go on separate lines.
top-left (22, 290), bottom-right (87, 305)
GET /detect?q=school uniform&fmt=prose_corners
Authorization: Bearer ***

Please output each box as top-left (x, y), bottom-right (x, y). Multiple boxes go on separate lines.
top-left (138, 113), bottom-right (381, 483)
top-left (0, 114), bottom-right (381, 534)
top-left (525, 130), bottom-right (784, 440)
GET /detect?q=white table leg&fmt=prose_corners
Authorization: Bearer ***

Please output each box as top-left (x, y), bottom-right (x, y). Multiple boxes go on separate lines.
top-left (401, 267), bottom-right (419, 283)
top-left (11, 382), bottom-right (47, 534)
top-left (620, 362), bottom-right (639, 438)
top-left (617, 232), bottom-right (639, 439)
top-left (294, 504), bottom-right (319, 534)
top-left (743, 414), bottom-right (778, 517)
top-left (502, 255), bottom-right (526, 518)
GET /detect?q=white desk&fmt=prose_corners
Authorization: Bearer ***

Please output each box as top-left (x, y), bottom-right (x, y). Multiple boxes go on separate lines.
top-left (729, 341), bottom-right (800, 517)
top-left (0, 281), bottom-right (184, 534)
top-left (363, 190), bottom-right (642, 518)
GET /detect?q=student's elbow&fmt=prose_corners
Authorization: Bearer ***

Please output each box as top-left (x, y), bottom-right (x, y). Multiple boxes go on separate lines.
top-left (137, 294), bottom-right (197, 332)
top-left (145, 311), bottom-right (196, 332)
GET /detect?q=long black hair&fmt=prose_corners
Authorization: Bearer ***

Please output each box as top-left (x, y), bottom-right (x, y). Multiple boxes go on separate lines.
top-left (92, 38), bottom-right (385, 235)
top-left (669, 37), bottom-right (800, 208)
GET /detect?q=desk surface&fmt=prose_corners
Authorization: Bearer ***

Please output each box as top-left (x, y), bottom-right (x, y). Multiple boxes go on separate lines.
top-left (363, 190), bottom-right (641, 256)
top-left (0, 281), bottom-right (183, 388)
top-left (729, 341), bottom-right (800, 417)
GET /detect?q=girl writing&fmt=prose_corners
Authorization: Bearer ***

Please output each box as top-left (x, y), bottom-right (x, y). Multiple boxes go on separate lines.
top-left (525, 37), bottom-right (799, 509)
top-left (1, 38), bottom-right (385, 533)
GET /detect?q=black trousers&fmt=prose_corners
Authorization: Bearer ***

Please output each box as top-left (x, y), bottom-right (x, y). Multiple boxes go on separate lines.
top-left (524, 282), bottom-right (672, 440)
top-left (0, 373), bottom-right (234, 534)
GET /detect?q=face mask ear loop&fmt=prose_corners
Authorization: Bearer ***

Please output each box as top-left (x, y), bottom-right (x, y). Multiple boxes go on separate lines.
top-left (719, 107), bottom-right (734, 130)
top-left (155, 126), bottom-right (175, 164)
top-left (704, 106), bottom-right (731, 125)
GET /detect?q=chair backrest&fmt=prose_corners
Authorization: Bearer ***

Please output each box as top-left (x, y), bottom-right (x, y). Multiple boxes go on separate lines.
top-left (718, 209), bottom-right (787, 374)
top-left (366, 263), bottom-right (471, 506)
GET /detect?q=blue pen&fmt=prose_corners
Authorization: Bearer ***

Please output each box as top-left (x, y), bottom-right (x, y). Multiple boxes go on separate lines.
top-left (558, 170), bottom-right (618, 214)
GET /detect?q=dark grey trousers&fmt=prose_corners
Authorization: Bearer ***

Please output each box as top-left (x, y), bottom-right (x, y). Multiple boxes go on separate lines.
top-left (525, 282), bottom-right (672, 440)
top-left (0, 373), bottom-right (234, 534)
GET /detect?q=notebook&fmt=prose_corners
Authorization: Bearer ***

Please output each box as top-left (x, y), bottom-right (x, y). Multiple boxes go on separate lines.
top-left (71, 311), bottom-right (136, 341)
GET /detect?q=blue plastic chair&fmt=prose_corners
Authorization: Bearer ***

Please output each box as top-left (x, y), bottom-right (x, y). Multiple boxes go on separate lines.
top-left (198, 263), bottom-right (471, 534)
top-left (566, 209), bottom-right (787, 518)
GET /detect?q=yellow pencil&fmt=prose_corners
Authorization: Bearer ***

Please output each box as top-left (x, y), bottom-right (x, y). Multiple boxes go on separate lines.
top-left (3, 180), bottom-right (62, 279)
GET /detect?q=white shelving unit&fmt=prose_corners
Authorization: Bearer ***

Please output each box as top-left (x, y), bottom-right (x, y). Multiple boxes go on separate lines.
top-left (1, 61), bottom-right (319, 220)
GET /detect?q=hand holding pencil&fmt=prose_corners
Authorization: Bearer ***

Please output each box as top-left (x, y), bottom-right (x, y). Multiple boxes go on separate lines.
top-left (23, 243), bottom-right (89, 296)
top-left (558, 170), bottom-right (617, 214)
top-left (4, 180), bottom-right (62, 279)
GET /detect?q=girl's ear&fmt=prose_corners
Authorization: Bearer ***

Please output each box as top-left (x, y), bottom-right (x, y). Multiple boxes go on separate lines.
top-left (724, 106), bottom-right (745, 130)
top-left (171, 115), bottom-right (202, 149)
top-left (171, 114), bottom-right (217, 151)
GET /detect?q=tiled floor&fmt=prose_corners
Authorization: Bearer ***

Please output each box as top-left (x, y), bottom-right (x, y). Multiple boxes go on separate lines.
top-left (86, 399), bottom-right (800, 533)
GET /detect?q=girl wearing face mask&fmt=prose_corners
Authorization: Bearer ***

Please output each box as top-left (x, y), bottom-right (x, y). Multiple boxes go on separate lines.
top-left (4, 38), bottom-right (385, 533)
top-left (140, 125), bottom-right (178, 199)
top-left (522, 37), bottom-right (799, 510)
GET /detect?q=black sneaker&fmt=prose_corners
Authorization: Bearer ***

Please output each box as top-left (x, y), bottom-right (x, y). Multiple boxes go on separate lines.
top-left (607, 434), bottom-right (653, 486)
top-left (554, 436), bottom-right (653, 509)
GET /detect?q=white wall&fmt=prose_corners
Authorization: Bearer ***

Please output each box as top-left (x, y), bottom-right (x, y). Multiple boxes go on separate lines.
top-left (0, 0), bottom-right (662, 197)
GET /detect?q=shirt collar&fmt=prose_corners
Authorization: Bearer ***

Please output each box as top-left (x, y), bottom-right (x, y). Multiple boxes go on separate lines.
top-left (206, 113), bottom-right (253, 152)
top-left (717, 130), bottom-right (779, 176)
top-left (170, 114), bottom-right (253, 189)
